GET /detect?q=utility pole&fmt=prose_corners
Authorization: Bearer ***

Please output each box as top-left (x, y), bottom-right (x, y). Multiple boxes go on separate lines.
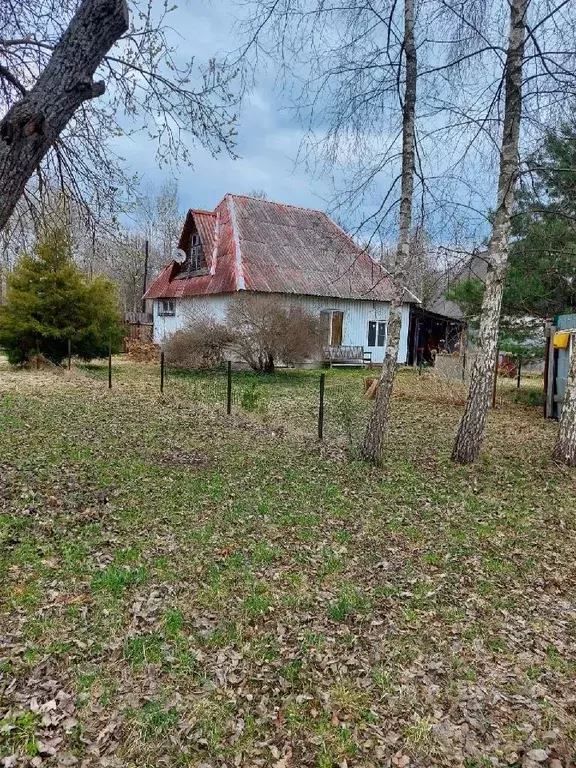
top-left (141, 239), bottom-right (149, 313)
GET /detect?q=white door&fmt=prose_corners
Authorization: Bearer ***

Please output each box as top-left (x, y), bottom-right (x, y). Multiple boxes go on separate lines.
top-left (366, 320), bottom-right (387, 364)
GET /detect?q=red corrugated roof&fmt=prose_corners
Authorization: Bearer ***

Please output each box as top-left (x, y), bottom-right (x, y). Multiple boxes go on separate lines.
top-left (144, 194), bottom-right (417, 302)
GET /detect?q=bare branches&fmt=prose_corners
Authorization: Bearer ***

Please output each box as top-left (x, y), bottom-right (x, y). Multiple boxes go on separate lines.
top-left (0, 64), bottom-right (26, 95)
top-left (0, 0), bottom-right (240, 228)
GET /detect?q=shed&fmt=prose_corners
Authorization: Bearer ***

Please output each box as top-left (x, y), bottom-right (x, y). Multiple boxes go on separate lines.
top-left (545, 313), bottom-right (576, 418)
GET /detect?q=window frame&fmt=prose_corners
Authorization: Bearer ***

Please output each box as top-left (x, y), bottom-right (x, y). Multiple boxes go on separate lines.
top-left (367, 320), bottom-right (387, 347)
top-left (190, 233), bottom-right (203, 271)
top-left (158, 299), bottom-right (175, 317)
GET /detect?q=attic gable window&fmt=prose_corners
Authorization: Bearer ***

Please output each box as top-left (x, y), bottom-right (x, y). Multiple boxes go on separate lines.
top-left (189, 233), bottom-right (204, 272)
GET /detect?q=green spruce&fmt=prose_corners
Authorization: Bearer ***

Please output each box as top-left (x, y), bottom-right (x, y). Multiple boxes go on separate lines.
top-left (0, 226), bottom-right (123, 365)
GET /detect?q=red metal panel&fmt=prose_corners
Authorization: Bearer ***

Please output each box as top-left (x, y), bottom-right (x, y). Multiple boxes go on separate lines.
top-left (233, 195), bottom-right (397, 300)
top-left (143, 194), bottom-right (411, 302)
top-left (193, 211), bottom-right (216, 269)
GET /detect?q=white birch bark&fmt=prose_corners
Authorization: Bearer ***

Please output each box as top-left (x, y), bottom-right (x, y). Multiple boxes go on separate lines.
top-left (360, 0), bottom-right (416, 464)
top-left (452, 0), bottom-right (528, 464)
top-left (0, 0), bottom-right (129, 232)
top-left (553, 335), bottom-right (576, 465)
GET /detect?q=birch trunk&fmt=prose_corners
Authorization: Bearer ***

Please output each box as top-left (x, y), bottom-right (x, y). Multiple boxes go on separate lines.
top-left (360, 0), bottom-right (416, 465)
top-left (0, 0), bottom-right (129, 232)
top-left (451, 0), bottom-right (528, 465)
top-left (553, 335), bottom-right (576, 465)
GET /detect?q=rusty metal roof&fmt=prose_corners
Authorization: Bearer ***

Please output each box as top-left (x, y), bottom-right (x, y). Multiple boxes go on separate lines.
top-left (144, 194), bottom-right (418, 302)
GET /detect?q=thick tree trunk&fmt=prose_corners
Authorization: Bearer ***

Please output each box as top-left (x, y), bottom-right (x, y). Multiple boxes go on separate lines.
top-left (451, 0), bottom-right (528, 465)
top-left (0, 0), bottom-right (129, 231)
top-left (553, 335), bottom-right (576, 466)
top-left (360, 0), bottom-right (416, 465)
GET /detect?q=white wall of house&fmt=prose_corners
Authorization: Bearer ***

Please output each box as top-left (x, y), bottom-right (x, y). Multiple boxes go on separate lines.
top-left (153, 292), bottom-right (411, 364)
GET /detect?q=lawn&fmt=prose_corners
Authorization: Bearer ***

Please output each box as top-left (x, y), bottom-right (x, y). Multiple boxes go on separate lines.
top-left (1, 360), bottom-right (575, 768)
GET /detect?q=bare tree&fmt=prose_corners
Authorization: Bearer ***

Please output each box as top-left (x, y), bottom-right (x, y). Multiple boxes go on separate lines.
top-left (248, 189), bottom-right (268, 200)
top-left (0, 177), bottom-right (184, 315)
top-left (227, 295), bottom-right (320, 373)
top-left (361, 0), bottom-right (417, 463)
top-left (451, 0), bottom-right (527, 463)
top-left (1, 0), bottom-right (238, 231)
top-left (155, 180), bottom-right (182, 266)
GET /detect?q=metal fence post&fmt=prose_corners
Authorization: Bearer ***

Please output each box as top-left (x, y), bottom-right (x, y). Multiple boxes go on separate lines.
top-left (227, 360), bottom-right (232, 415)
top-left (67, 338), bottom-right (72, 370)
top-left (160, 350), bottom-right (165, 393)
top-left (108, 343), bottom-right (112, 389)
top-left (318, 373), bottom-right (325, 440)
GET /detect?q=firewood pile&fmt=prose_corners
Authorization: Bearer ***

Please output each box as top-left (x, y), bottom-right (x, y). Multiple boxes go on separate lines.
top-left (125, 338), bottom-right (160, 362)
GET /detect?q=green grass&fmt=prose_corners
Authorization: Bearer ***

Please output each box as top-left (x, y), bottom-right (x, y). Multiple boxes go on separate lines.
top-left (0, 359), bottom-right (575, 766)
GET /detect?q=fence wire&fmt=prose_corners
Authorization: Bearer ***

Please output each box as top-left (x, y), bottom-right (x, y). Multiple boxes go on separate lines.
top-left (164, 367), bottom-right (371, 443)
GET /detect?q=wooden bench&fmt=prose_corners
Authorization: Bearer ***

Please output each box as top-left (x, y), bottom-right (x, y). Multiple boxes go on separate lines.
top-left (323, 346), bottom-right (371, 367)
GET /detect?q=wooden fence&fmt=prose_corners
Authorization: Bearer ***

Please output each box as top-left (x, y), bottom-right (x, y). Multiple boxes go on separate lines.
top-left (123, 312), bottom-right (153, 349)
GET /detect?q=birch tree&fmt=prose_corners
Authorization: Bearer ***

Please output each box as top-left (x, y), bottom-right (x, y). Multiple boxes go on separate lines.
top-left (238, 0), bottom-right (440, 463)
top-left (451, 0), bottom-right (528, 464)
top-left (553, 335), bottom-right (576, 466)
top-left (448, 0), bottom-right (576, 463)
top-left (360, 0), bottom-right (417, 463)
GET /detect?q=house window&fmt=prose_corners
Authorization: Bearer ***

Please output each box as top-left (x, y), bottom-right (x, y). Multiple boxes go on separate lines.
top-left (368, 320), bottom-right (387, 347)
top-left (320, 310), bottom-right (344, 346)
top-left (190, 233), bottom-right (203, 271)
top-left (158, 299), bottom-right (175, 316)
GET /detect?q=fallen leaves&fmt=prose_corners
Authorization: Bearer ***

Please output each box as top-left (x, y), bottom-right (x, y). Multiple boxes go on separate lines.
top-left (1, 363), bottom-right (576, 766)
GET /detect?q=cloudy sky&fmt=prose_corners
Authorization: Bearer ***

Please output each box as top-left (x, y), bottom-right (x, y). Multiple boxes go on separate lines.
top-left (110, 0), bottom-right (510, 247)
top-left (114, 0), bottom-right (340, 218)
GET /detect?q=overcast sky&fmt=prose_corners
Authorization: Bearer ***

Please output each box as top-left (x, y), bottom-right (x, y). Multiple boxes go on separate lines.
top-left (113, 0), bottom-right (341, 218)
top-left (110, 0), bottom-right (505, 247)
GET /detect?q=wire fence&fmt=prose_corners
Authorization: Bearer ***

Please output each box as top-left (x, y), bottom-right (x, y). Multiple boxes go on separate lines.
top-left (115, 356), bottom-right (374, 443)
top-left (165, 364), bottom-right (370, 442)
top-left (76, 354), bottom-right (373, 442)
top-left (77, 354), bottom-right (541, 445)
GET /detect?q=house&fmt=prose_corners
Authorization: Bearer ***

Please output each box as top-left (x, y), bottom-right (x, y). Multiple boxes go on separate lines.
top-left (143, 194), bottom-right (419, 364)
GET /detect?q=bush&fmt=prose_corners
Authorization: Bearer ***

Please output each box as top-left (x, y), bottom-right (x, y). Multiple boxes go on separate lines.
top-left (0, 226), bottom-right (122, 365)
top-left (163, 317), bottom-right (234, 370)
top-left (512, 388), bottom-right (545, 407)
top-left (226, 295), bottom-right (321, 373)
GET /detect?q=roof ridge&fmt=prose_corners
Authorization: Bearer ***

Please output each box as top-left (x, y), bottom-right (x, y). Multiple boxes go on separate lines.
top-left (226, 193), bottom-right (328, 216)
top-left (190, 208), bottom-right (216, 216)
top-left (227, 195), bottom-right (246, 291)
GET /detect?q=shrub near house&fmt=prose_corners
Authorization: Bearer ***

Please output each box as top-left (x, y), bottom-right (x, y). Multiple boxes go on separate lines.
top-left (164, 296), bottom-right (321, 373)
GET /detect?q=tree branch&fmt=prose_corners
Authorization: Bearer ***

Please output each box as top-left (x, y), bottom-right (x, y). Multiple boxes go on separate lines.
top-left (0, 63), bottom-right (27, 95)
top-left (0, 0), bottom-right (129, 231)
